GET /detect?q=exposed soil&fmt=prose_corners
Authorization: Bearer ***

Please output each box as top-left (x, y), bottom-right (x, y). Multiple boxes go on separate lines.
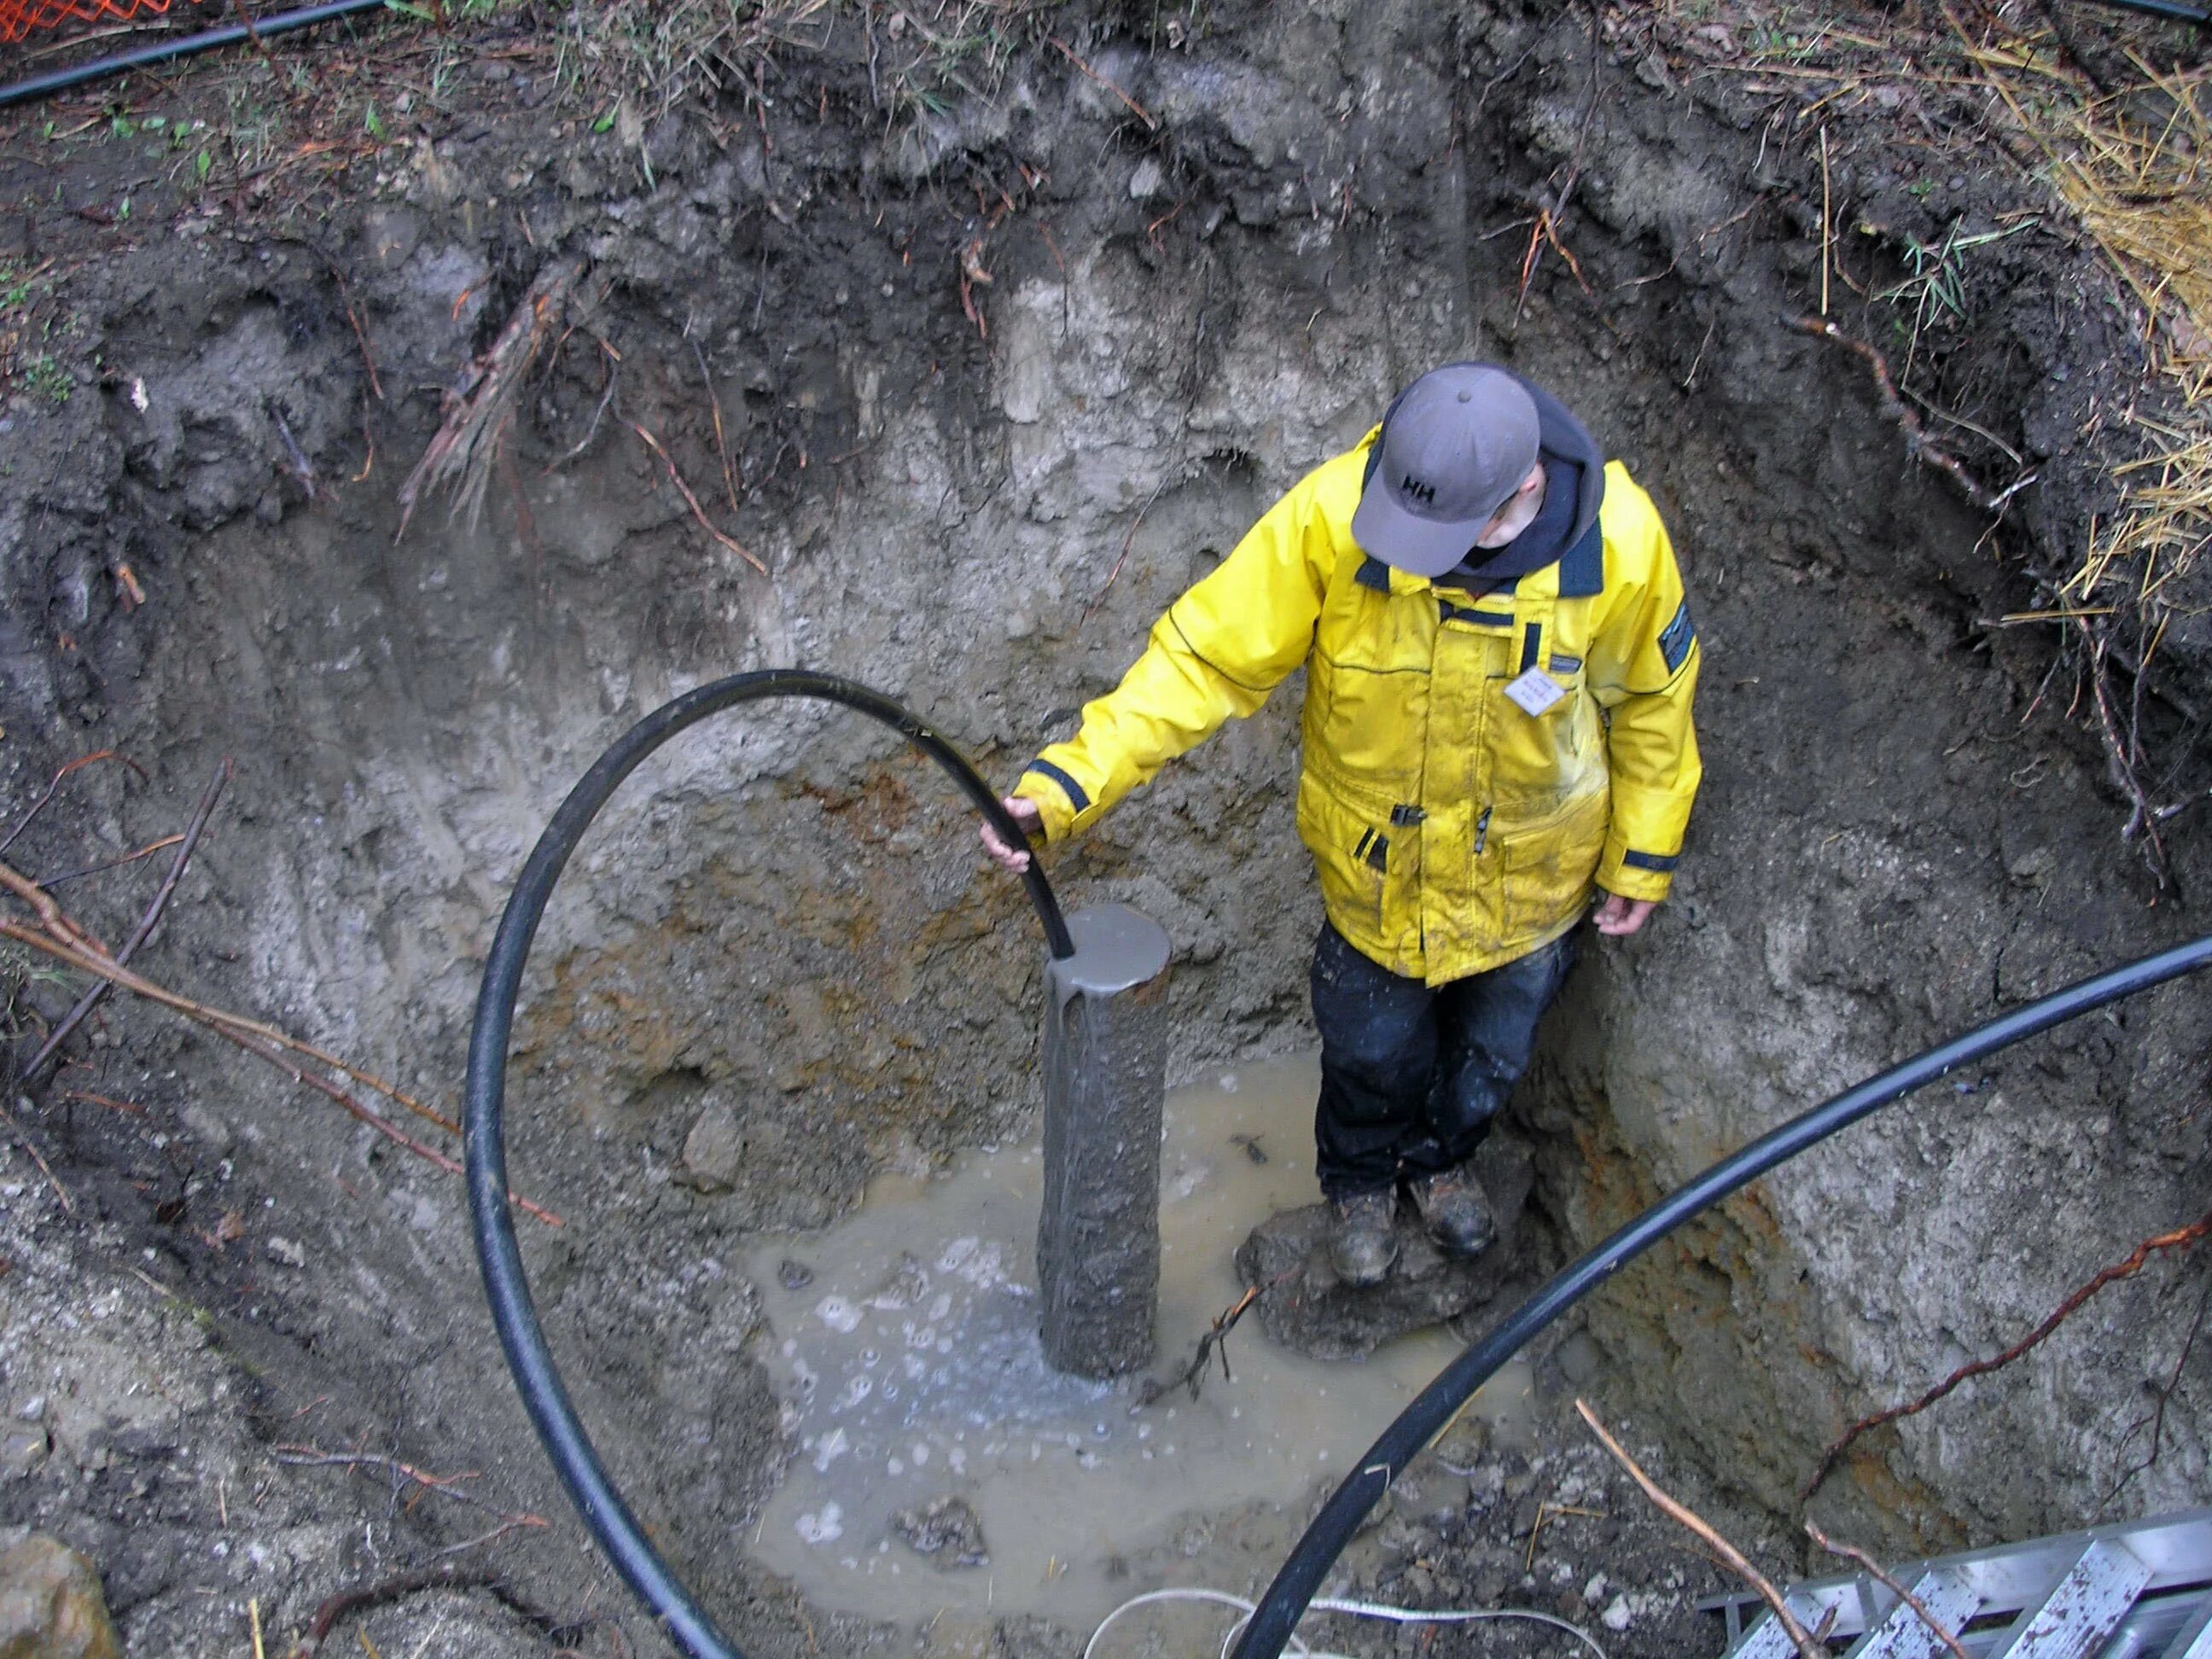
top-left (2, 3), bottom-right (2209, 1656)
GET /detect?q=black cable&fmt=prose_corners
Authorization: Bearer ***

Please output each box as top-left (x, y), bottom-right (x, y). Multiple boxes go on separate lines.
top-left (466, 670), bottom-right (1069, 1659)
top-left (1230, 928), bottom-right (2212, 1659)
top-left (0, 0), bottom-right (392, 111)
top-left (2078, 0), bottom-right (2212, 26)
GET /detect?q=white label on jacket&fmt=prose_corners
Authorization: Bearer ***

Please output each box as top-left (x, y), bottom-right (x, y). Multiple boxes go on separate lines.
top-left (1504, 667), bottom-right (1565, 717)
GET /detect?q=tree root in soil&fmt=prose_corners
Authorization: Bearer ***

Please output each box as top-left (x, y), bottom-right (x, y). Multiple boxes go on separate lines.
top-left (1806, 1520), bottom-right (1970, 1659)
top-left (20, 757), bottom-right (230, 1085)
top-left (1786, 314), bottom-right (2038, 515)
top-left (273, 1445), bottom-right (548, 1532)
top-left (287, 1563), bottom-right (586, 1659)
top-left (1803, 1208), bottom-right (2212, 1499)
top-left (397, 256), bottom-right (596, 539)
top-left (0, 749), bottom-right (144, 858)
top-left (0, 855), bottom-right (562, 1227)
top-left (1576, 1399), bottom-right (1829, 1659)
top-left (2075, 613), bottom-right (2178, 887)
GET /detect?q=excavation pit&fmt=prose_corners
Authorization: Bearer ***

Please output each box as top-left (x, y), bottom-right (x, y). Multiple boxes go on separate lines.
top-left (6, 3), bottom-right (2212, 1656)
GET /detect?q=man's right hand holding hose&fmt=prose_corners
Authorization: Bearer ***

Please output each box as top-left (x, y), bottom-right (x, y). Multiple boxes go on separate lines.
top-left (980, 795), bottom-right (1043, 873)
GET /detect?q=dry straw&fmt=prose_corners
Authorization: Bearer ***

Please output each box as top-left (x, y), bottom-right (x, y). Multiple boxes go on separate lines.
top-left (1968, 32), bottom-right (2212, 609)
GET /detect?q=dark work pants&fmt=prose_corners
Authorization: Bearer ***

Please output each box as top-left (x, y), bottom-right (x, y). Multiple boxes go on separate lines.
top-left (1309, 922), bottom-right (1576, 1199)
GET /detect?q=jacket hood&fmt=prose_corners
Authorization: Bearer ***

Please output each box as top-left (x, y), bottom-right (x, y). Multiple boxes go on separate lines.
top-left (1511, 370), bottom-right (1606, 549)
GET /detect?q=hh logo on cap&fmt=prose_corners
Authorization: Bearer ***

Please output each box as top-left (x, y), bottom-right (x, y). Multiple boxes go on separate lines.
top-left (1400, 474), bottom-right (1436, 506)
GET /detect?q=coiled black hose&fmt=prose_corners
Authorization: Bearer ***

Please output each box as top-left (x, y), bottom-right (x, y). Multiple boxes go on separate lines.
top-left (465, 670), bottom-right (1069, 1659)
top-left (1228, 928), bottom-right (2212, 1659)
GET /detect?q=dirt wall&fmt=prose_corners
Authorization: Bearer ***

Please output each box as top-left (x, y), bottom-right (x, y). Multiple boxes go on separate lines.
top-left (3, 1), bottom-right (2209, 1650)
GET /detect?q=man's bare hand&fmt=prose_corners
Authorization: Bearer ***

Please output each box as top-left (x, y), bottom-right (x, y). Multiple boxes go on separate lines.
top-left (1592, 892), bottom-right (1656, 937)
top-left (980, 796), bottom-right (1043, 873)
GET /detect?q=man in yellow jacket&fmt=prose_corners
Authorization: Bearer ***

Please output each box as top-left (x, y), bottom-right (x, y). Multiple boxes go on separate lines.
top-left (982, 364), bottom-right (1701, 1286)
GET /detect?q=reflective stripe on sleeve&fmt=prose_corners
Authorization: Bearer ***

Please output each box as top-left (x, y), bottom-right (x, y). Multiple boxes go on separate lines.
top-left (1026, 760), bottom-right (1091, 814)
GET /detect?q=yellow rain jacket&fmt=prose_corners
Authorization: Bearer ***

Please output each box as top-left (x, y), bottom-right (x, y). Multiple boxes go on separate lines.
top-left (1016, 432), bottom-right (1701, 986)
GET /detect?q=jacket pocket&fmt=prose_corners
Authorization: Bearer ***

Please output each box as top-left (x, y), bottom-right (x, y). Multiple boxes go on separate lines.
top-left (1297, 778), bottom-right (1382, 910)
top-left (1499, 784), bottom-right (1609, 944)
top-left (1306, 651), bottom-right (1430, 802)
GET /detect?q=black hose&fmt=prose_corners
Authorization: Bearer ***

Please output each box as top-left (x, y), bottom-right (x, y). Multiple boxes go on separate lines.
top-left (1230, 928), bottom-right (2212, 1659)
top-left (2080, 0), bottom-right (2212, 25)
top-left (0, 0), bottom-right (392, 110)
top-left (466, 670), bottom-right (1069, 1659)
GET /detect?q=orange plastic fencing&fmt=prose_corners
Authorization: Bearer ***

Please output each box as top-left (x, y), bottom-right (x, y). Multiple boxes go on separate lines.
top-left (1, 0), bottom-right (174, 44)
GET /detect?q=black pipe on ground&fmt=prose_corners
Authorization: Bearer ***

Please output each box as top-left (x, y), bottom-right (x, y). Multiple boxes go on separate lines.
top-left (0, 0), bottom-right (391, 110)
top-left (1227, 928), bottom-right (2212, 1659)
top-left (466, 670), bottom-right (1069, 1659)
top-left (2081, 0), bottom-right (2212, 25)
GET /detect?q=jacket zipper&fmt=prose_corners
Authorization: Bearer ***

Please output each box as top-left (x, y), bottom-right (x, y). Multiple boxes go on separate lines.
top-left (1474, 805), bottom-right (1493, 855)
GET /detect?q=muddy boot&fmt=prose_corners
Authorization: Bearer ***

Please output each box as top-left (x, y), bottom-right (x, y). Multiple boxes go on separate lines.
top-left (1326, 1189), bottom-right (1400, 1286)
top-left (1406, 1164), bottom-right (1497, 1259)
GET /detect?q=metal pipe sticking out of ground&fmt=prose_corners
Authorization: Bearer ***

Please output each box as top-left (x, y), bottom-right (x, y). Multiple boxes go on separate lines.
top-left (1038, 904), bottom-right (1173, 1378)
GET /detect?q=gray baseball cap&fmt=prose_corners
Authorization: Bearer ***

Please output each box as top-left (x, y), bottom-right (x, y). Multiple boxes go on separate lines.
top-left (1351, 364), bottom-right (1541, 578)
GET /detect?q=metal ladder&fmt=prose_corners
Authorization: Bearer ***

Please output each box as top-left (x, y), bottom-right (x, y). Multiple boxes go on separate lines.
top-left (1705, 1509), bottom-right (2212, 1658)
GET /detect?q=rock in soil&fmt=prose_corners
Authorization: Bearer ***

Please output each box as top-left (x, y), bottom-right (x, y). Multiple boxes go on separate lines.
top-left (1237, 1134), bottom-right (1534, 1359)
top-left (892, 1495), bottom-right (990, 1569)
top-left (0, 1532), bottom-right (121, 1659)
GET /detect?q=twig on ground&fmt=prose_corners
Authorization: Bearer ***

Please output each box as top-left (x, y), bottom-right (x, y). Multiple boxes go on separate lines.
top-left (36, 834), bottom-right (183, 890)
top-left (0, 750), bottom-right (137, 858)
top-left (423, 1518), bottom-right (537, 1561)
top-left (685, 329), bottom-right (739, 514)
top-left (628, 420), bottom-right (767, 573)
top-left (7, 846), bottom-right (452, 1131)
top-left (0, 860), bottom-right (562, 1226)
top-left (274, 1447), bottom-right (549, 1529)
top-left (1786, 316), bottom-right (2037, 513)
top-left (1045, 36), bottom-right (1155, 130)
top-left (0, 1096), bottom-right (71, 1213)
top-left (398, 258), bottom-right (590, 539)
top-left (2075, 614), bottom-right (2173, 885)
top-left (62, 1089), bottom-right (144, 1116)
top-left (335, 268), bottom-right (383, 401)
top-left (271, 406), bottom-right (322, 503)
top-left (1576, 1399), bottom-right (1826, 1659)
top-left (1805, 1521), bottom-right (1970, 1659)
top-left (1515, 1), bottom-right (1604, 324)
top-left (1806, 1208), bottom-right (2212, 1498)
top-left (551, 345), bottom-right (618, 470)
top-left (1819, 125), bottom-right (1833, 317)
top-left (23, 760), bottom-right (223, 1084)
top-left (1136, 1281), bottom-right (1267, 1409)
top-left (2100, 1272), bottom-right (2211, 1513)
top-left (1526, 1502), bottom-right (1607, 1572)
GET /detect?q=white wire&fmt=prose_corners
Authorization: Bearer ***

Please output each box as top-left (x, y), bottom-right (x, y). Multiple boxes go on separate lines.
top-left (1313, 1597), bottom-right (1612, 1659)
top-left (1084, 1584), bottom-right (1611, 1659)
top-left (1082, 1588), bottom-right (1308, 1659)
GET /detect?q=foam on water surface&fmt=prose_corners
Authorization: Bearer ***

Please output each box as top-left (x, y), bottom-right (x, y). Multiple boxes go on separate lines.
top-left (742, 1055), bottom-right (1526, 1627)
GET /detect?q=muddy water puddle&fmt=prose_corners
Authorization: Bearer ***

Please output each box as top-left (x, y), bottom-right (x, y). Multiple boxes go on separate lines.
top-left (743, 1055), bottom-right (1533, 1627)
